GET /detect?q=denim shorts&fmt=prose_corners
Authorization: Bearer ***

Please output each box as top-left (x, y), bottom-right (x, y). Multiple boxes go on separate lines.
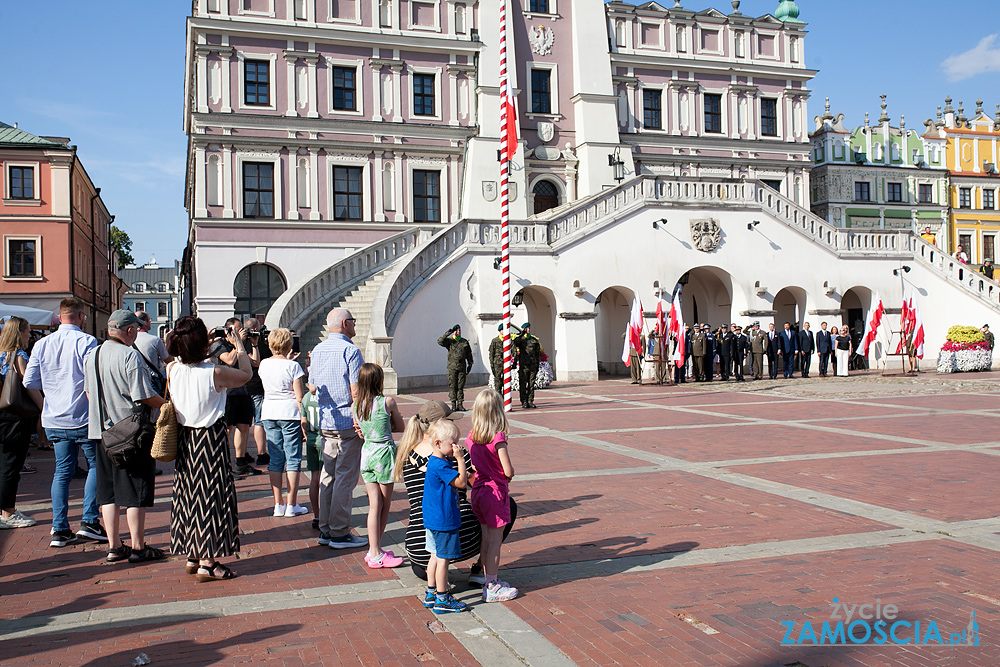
top-left (251, 393), bottom-right (264, 427)
top-left (425, 527), bottom-right (461, 560)
top-left (262, 419), bottom-right (303, 472)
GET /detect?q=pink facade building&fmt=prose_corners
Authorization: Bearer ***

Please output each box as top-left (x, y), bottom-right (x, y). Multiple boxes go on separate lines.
top-left (0, 122), bottom-right (124, 335)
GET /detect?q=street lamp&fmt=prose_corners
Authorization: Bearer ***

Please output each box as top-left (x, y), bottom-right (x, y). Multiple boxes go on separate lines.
top-left (608, 146), bottom-right (625, 183)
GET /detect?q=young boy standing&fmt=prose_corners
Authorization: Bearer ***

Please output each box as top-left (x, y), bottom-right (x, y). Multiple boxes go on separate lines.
top-left (421, 420), bottom-right (469, 614)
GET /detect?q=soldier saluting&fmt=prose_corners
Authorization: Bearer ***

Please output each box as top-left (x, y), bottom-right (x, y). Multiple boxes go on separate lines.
top-left (438, 324), bottom-right (474, 411)
top-left (512, 322), bottom-right (542, 409)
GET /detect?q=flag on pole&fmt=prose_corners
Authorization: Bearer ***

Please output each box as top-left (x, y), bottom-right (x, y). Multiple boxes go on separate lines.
top-left (911, 298), bottom-right (925, 359)
top-left (860, 291), bottom-right (885, 357)
top-left (503, 76), bottom-right (518, 163)
top-left (896, 290), bottom-right (917, 354)
top-left (668, 285), bottom-right (685, 367)
top-left (621, 297), bottom-right (644, 366)
top-left (655, 298), bottom-right (666, 339)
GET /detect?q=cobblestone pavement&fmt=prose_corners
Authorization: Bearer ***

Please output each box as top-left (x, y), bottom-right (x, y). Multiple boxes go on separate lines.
top-left (1, 370), bottom-right (997, 666)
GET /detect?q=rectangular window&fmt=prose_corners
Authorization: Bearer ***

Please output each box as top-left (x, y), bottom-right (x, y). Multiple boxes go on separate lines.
top-left (9, 166), bottom-right (35, 199)
top-left (243, 162), bottom-right (274, 219)
top-left (918, 184), bottom-right (933, 203)
top-left (413, 170), bottom-right (440, 222)
top-left (157, 302), bottom-right (168, 318)
top-left (887, 182), bottom-right (903, 203)
top-left (413, 73), bottom-right (435, 116)
top-left (333, 166), bottom-right (363, 221)
top-left (703, 93), bottom-right (722, 133)
top-left (244, 59), bottom-right (270, 106)
top-left (854, 182), bottom-right (871, 202)
top-left (760, 98), bottom-right (777, 137)
top-left (332, 66), bottom-right (356, 111)
top-left (531, 69), bottom-right (551, 114)
top-left (984, 235), bottom-right (996, 263)
top-left (959, 233), bottom-right (972, 256)
top-left (762, 179), bottom-right (781, 193)
top-left (529, 0), bottom-right (548, 12)
top-left (959, 187), bottom-right (972, 208)
top-left (134, 301), bottom-right (146, 313)
top-left (984, 189), bottom-right (996, 210)
top-left (6, 239), bottom-right (37, 277)
top-left (643, 89), bottom-right (661, 130)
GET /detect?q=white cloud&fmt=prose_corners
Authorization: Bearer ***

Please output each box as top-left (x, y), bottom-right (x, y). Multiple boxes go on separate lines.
top-left (941, 34), bottom-right (1000, 82)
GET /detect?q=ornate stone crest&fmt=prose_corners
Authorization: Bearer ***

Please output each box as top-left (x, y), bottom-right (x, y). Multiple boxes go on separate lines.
top-left (690, 218), bottom-right (722, 252)
top-left (529, 25), bottom-right (554, 56)
top-left (482, 181), bottom-right (497, 202)
top-left (537, 121), bottom-right (554, 143)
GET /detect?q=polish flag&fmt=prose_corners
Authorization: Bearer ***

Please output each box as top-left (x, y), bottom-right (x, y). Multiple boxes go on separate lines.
top-left (655, 298), bottom-right (666, 339)
top-left (502, 76), bottom-right (518, 163)
top-left (622, 297), bottom-right (644, 366)
top-left (668, 286), bottom-right (685, 367)
top-left (860, 292), bottom-right (885, 357)
top-left (896, 291), bottom-right (917, 354)
top-left (911, 300), bottom-right (925, 359)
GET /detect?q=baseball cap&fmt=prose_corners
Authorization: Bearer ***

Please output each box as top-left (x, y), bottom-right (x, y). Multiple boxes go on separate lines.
top-left (417, 400), bottom-right (464, 424)
top-left (108, 309), bottom-right (142, 329)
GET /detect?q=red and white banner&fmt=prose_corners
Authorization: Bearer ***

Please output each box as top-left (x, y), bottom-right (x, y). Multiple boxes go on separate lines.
top-left (668, 286), bottom-right (685, 367)
top-left (621, 297), bottom-right (644, 366)
top-left (860, 291), bottom-right (885, 357)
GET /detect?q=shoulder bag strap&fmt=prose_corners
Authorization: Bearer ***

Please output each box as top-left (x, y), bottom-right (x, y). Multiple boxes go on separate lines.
top-left (133, 344), bottom-right (160, 376)
top-left (164, 361), bottom-right (173, 400)
top-left (94, 344), bottom-right (108, 429)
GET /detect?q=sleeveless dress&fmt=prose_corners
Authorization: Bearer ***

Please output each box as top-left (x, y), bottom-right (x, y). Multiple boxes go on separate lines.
top-left (355, 396), bottom-right (396, 484)
top-left (468, 432), bottom-right (512, 528)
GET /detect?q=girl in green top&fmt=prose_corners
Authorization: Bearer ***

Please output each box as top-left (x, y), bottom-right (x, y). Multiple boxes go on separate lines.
top-left (353, 363), bottom-right (405, 568)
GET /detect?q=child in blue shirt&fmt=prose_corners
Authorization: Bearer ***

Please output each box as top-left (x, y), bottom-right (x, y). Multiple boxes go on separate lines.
top-left (421, 419), bottom-right (468, 614)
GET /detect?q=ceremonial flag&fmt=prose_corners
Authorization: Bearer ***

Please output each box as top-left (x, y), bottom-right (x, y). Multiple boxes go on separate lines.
top-left (622, 297), bottom-right (644, 366)
top-left (502, 76), bottom-right (518, 163)
top-left (860, 291), bottom-right (885, 357)
top-left (911, 299), bottom-right (925, 359)
top-left (668, 285), bottom-right (685, 367)
top-left (655, 298), bottom-right (666, 339)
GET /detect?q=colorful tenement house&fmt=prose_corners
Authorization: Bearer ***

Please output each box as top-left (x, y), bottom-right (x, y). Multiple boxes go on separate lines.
top-left (928, 98), bottom-right (1000, 266)
top-left (121, 258), bottom-right (185, 337)
top-left (0, 121), bottom-right (124, 335)
top-left (809, 97), bottom-right (948, 247)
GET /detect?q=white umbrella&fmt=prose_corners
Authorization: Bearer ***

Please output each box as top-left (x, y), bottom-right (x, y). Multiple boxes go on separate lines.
top-left (0, 301), bottom-right (59, 327)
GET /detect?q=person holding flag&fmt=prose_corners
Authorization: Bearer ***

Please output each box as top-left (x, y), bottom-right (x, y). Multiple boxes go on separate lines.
top-left (667, 286), bottom-right (685, 384)
top-left (621, 297), bottom-right (645, 384)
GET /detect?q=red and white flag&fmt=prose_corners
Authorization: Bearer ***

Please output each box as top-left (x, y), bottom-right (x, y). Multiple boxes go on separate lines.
top-left (668, 286), bottom-right (685, 367)
top-left (860, 291), bottom-right (885, 357)
top-left (655, 298), bottom-right (666, 339)
top-left (621, 297), bottom-right (644, 366)
top-left (896, 291), bottom-right (918, 354)
top-left (502, 76), bottom-right (518, 163)
top-left (911, 298), bottom-right (925, 359)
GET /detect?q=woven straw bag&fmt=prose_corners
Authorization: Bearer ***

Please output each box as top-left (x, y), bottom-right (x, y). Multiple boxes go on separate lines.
top-left (151, 363), bottom-right (178, 462)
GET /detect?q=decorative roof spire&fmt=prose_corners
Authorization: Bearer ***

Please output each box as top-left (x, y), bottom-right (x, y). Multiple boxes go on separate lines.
top-left (823, 97), bottom-right (833, 121)
top-left (957, 100), bottom-right (967, 126)
top-left (731, 0), bottom-right (741, 14)
top-left (864, 112), bottom-right (870, 128)
top-left (944, 96), bottom-right (954, 114)
top-left (976, 98), bottom-right (984, 116)
top-left (774, 0), bottom-right (803, 23)
top-left (936, 106), bottom-right (945, 128)
top-left (879, 95), bottom-right (889, 123)
top-left (900, 114), bottom-right (905, 132)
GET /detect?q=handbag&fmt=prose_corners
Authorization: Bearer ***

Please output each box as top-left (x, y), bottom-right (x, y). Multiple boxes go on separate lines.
top-left (0, 352), bottom-right (41, 418)
top-left (150, 362), bottom-right (178, 462)
top-left (95, 345), bottom-right (155, 469)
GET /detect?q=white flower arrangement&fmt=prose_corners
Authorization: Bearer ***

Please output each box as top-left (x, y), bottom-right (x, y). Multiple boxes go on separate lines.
top-left (937, 349), bottom-right (992, 373)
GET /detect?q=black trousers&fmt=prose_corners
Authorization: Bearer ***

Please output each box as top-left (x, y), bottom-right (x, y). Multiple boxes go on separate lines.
top-left (719, 355), bottom-right (731, 379)
top-left (0, 414), bottom-right (33, 510)
top-left (801, 351), bottom-right (813, 377)
top-left (767, 353), bottom-right (778, 379)
top-left (733, 356), bottom-right (744, 380)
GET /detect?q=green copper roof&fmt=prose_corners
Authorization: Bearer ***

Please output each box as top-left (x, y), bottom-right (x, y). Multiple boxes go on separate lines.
top-left (774, 0), bottom-right (803, 23)
top-left (0, 121), bottom-right (66, 147)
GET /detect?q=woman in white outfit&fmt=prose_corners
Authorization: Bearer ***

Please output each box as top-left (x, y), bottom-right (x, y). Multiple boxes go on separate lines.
top-left (835, 327), bottom-right (853, 377)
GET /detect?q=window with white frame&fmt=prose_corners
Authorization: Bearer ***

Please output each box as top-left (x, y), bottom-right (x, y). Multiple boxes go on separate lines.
top-left (4, 163), bottom-right (40, 202)
top-left (239, 0), bottom-right (274, 16)
top-left (413, 170), bottom-right (441, 222)
top-left (294, 0), bottom-right (308, 20)
top-left (410, 0), bottom-right (438, 29)
top-left (157, 282), bottom-right (170, 293)
top-left (134, 301), bottom-right (146, 313)
top-left (984, 189), bottom-right (996, 210)
top-left (244, 59), bottom-right (271, 106)
top-left (133, 282), bottom-right (146, 293)
top-left (330, 0), bottom-right (357, 21)
top-left (332, 166), bottom-right (363, 221)
top-left (411, 71), bottom-right (438, 117)
top-left (243, 162), bottom-right (275, 219)
top-left (158, 302), bottom-right (168, 318)
top-left (643, 89), bottom-right (662, 130)
top-left (703, 93), bottom-right (722, 133)
top-left (527, 63), bottom-right (557, 116)
top-left (331, 66), bottom-right (357, 111)
top-left (4, 236), bottom-right (41, 278)
top-left (379, 0), bottom-right (392, 27)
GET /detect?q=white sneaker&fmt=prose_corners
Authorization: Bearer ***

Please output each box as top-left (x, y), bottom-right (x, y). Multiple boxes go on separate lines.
top-left (284, 504), bottom-right (308, 517)
top-left (4, 511), bottom-right (37, 528)
top-left (0, 516), bottom-right (11, 530)
top-left (273, 504), bottom-right (286, 517)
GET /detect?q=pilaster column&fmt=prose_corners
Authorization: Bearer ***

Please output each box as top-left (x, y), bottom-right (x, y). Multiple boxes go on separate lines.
top-left (284, 51), bottom-right (298, 116)
top-left (625, 81), bottom-right (637, 134)
top-left (288, 147), bottom-right (299, 219)
top-left (195, 144), bottom-right (208, 217)
top-left (220, 46), bottom-right (233, 113)
top-left (309, 148), bottom-right (320, 220)
top-left (390, 63), bottom-right (404, 123)
top-left (222, 144), bottom-right (234, 218)
top-left (304, 52), bottom-right (319, 118)
top-left (196, 48), bottom-right (209, 114)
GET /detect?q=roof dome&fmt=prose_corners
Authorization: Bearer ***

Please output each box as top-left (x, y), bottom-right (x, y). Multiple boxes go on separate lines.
top-left (775, 0), bottom-right (802, 23)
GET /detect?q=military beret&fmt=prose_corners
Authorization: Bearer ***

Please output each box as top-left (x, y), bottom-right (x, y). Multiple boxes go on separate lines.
top-left (522, 322), bottom-right (531, 328)
top-left (498, 324), bottom-right (503, 332)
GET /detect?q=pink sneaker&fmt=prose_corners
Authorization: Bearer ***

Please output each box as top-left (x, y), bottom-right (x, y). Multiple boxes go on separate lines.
top-left (365, 552), bottom-right (404, 569)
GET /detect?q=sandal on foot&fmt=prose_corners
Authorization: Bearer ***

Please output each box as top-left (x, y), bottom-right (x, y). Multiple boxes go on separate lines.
top-left (196, 561), bottom-right (237, 582)
top-left (185, 558), bottom-right (200, 575)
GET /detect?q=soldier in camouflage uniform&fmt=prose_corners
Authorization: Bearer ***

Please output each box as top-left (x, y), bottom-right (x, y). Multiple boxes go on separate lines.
top-left (513, 322), bottom-right (542, 409)
top-left (437, 325), bottom-right (474, 410)
top-left (489, 324), bottom-right (505, 393)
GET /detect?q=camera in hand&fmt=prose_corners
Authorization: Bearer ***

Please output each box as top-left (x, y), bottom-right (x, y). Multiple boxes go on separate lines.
top-left (212, 327), bottom-right (227, 339)
top-left (292, 334), bottom-right (300, 354)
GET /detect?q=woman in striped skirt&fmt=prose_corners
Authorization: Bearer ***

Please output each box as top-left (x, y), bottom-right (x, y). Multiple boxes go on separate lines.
top-left (167, 317), bottom-right (252, 582)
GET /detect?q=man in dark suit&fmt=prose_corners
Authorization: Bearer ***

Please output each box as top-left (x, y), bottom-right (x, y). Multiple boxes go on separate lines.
top-left (816, 321), bottom-right (832, 377)
top-left (778, 322), bottom-right (799, 378)
top-left (703, 325), bottom-right (716, 382)
top-left (718, 324), bottom-right (733, 381)
top-left (766, 323), bottom-right (780, 379)
top-left (798, 322), bottom-right (816, 378)
top-left (732, 325), bottom-right (748, 382)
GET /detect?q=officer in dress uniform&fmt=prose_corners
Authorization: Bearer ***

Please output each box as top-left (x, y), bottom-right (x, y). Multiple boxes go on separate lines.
top-left (719, 324), bottom-right (733, 381)
top-left (750, 322), bottom-right (767, 380)
top-left (703, 325), bottom-right (716, 382)
top-left (437, 324), bottom-right (474, 411)
top-left (691, 325), bottom-right (707, 381)
top-left (732, 325), bottom-right (748, 382)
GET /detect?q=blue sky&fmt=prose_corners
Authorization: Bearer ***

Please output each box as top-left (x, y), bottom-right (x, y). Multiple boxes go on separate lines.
top-left (2, 0), bottom-right (998, 268)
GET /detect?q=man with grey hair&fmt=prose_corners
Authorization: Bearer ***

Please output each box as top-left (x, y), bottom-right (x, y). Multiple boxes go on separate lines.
top-left (134, 311), bottom-right (172, 394)
top-left (84, 310), bottom-right (166, 564)
top-left (307, 308), bottom-right (367, 550)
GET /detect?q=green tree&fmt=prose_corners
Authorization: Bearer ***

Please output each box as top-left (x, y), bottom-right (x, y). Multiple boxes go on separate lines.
top-left (109, 225), bottom-right (134, 270)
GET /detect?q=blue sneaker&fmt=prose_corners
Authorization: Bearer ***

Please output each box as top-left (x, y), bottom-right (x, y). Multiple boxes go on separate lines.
top-left (423, 589), bottom-right (436, 608)
top-left (433, 594), bottom-right (468, 614)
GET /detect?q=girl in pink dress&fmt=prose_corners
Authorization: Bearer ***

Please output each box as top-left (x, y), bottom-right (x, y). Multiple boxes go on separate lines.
top-left (466, 389), bottom-right (518, 602)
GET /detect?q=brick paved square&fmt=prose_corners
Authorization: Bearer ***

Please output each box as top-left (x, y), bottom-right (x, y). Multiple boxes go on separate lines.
top-left (505, 436), bottom-right (651, 475)
top-left (510, 406), bottom-right (741, 432)
top-left (809, 413), bottom-right (1000, 445)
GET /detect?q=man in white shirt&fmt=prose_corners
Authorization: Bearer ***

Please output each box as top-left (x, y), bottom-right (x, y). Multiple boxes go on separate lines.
top-left (23, 298), bottom-right (106, 548)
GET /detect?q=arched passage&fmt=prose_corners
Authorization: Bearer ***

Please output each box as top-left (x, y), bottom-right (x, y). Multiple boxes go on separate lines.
top-left (772, 286), bottom-right (807, 328)
top-left (233, 263), bottom-right (287, 322)
top-left (511, 285), bottom-right (557, 370)
top-left (675, 266), bottom-right (734, 327)
top-left (594, 286), bottom-right (633, 376)
top-left (840, 286), bottom-right (872, 337)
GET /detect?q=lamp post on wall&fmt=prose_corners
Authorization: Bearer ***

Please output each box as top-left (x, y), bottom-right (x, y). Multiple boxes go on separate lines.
top-left (608, 146), bottom-right (625, 183)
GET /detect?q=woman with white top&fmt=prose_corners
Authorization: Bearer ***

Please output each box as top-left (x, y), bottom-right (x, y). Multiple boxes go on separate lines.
top-left (258, 328), bottom-right (307, 518)
top-left (167, 316), bottom-right (252, 582)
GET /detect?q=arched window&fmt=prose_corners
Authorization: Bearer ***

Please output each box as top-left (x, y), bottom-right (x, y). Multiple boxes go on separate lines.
top-left (233, 263), bottom-right (287, 320)
top-left (532, 180), bottom-right (560, 214)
